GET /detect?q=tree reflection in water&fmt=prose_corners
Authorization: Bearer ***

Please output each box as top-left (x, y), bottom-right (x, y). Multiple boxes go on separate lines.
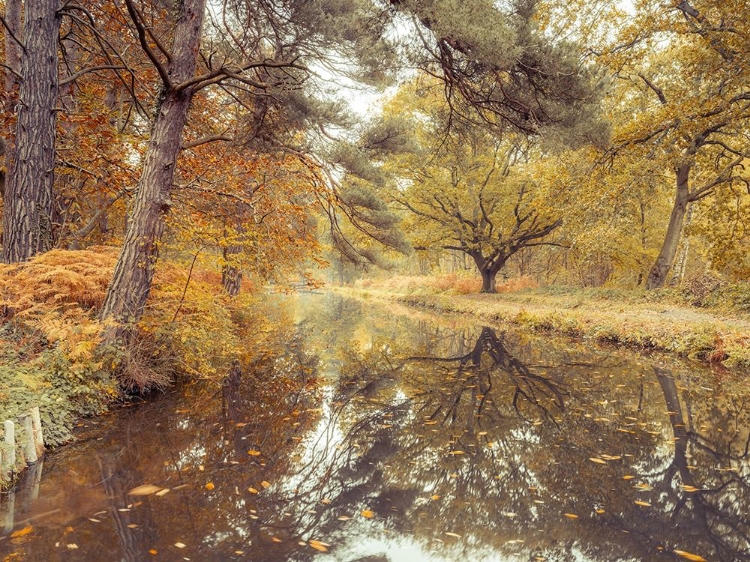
top-left (1, 295), bottom-right (749, 562)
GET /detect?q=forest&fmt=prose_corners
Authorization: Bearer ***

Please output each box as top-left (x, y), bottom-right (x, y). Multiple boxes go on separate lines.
top-left (0, 0), bottom-right (748, 472)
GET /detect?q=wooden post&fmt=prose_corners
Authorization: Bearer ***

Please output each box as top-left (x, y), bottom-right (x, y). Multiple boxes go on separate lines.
top-left (3, 420), bottom-right (15, 475)
top-left (19, 414), bottom-right (37, 465)
top-left (30, 406), bottom-right (44, 458)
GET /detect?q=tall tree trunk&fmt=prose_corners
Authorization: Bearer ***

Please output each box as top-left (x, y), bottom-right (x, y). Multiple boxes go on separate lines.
top-left (100, 0), bottom-right (206, 334)
top-left (646, 163), bottom-right (690, 290)
top-left (1, 0), bottom-right (22, 200)
top-left (221, 246), bottom-right (243, 297)
top-left (669, 204), bottom-right (694, 286)
top-left (2, 0), bottom-right (60, 263)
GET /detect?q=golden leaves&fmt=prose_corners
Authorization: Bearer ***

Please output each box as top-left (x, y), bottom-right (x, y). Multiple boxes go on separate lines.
top-left (308, 540), bottom-right (330, 552)
top-left (10, 526), bottom-right (33, 538)
top-left (674, 550), bottom-right (707, 562)
top-left (128, 484), bottom-right (163, 496)
top-left (361, 510), bottom-right (375, 518)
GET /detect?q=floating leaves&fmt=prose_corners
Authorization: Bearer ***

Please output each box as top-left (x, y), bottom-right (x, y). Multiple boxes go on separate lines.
top-left (309, 540), bottom-right (330, 552)
top-left (128, 484), bottom-right (163, 496)
top-left (205, 482), bottom-right (215, 491)
top-left (634, 500), bottom-right (651, 507)
top-left (563, 513), bottom-right (579, 519)
top-left (10, 526), bottom-right (33, 538)
top-left (674, 550), bottom-right (707, 561)
top-left (247, 449), bottom-right (262, 456)
top-left (361, 510), bottom-right (374, 518)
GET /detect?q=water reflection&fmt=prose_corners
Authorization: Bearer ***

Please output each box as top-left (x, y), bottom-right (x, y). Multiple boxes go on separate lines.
top-left (1, 293), bottom-right (749, 561)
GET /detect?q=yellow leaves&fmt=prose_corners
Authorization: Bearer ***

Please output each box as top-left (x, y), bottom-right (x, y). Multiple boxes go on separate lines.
top-left (10, 526), bottom-right (33, 539)
top-left (563, 513), bottom-right (579, 519)
top-left (308, 540), bottom-right (330, 552)
top-left (634, 501), bottom-right (651, 507)
top-left (681, 485), bottom-right (700, 493)
top-left (248, 487), bottom-right (259, 494)
top-left (261, 481), bottom-right (271, 489)
top-left (149, 549), bottom-right (158, 555)
top-left (361, 510), bottom-right (375, 518)
top-left (247, 449), bottom-right (262, 456)
top-left (431, 495), bottom-right (441, 501)
top-left (589, 457), bottom-right (607, 464)
top-left (128, 484), bottom-right (163, 496)
top-left (174, 542), bottom-right (186, 549)
top-left (674, 550), bottom-right (707, 562)
top-left (205, 482), bottom-right (215, 491)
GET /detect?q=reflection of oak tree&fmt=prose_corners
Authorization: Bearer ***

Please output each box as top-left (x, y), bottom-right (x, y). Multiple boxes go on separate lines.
top-left (644, 367), bottom-right (750, 561)
top-left (407, 326), bottom-right (567, 427)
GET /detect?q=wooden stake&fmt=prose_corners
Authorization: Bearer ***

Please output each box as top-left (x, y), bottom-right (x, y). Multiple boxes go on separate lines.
top-left (3, 420), bottom-right (15, 474)
top-left (19, 415), bottom-right (37, 465)
top-left (30, 407), bottom-right (44, 458)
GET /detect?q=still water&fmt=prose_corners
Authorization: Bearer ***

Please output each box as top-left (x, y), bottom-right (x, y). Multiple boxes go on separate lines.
top-left (2, 293), bottom-right (749, 562)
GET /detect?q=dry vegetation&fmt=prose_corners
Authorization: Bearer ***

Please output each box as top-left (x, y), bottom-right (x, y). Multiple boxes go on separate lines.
top-left (345, 276), bottom-right (750, 369)
top-left (0, 248), bottom-right (273, 481)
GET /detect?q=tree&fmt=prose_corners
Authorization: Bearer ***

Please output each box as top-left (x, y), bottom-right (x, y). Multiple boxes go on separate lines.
top-left (2, 0), bottom-right (60, 263)
top-left (602, 0), bottom-right (750, 289)
top-left (99, 0), bottom-right (209, 332)
top-left (384, 82), bottom-right (567, 292)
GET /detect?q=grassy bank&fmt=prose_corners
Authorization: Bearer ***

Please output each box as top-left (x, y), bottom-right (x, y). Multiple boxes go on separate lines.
top-left (339, 276), bottom-right (750, 369)
top-left (0, 247), bottom-right (273, 487)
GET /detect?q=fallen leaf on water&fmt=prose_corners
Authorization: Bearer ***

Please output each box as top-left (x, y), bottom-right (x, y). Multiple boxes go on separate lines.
top-left (261, 481), bottom-right (271, 489)
top-left (155, 488), bottom-right (170, 497)
top-left (271, 537), bottom-right (282, 543)
top-left (321, 498), bottom-right (331, 505)
top-left (634, 501), bottom-right (651, 507)
top-left (361, 510), bottom-right (374, 518)
top-left (309, 540), bottom-right (330, 552)
top-left (66, 544), bottom-right (78, 550)
top-left (449, 451), bottom-right (466, 455)
top-left (205, 482), bottom-right (215, 491)
top-left (247, 450), bottom-right (262, 456)
top-left (564, 513), bottom-right (579, 519)
top-left (681, 485), bottom-right (700, 492)
top-left (175, 542), bottom-right (186, 549)
top-left (595, 509), bottom-right (605, 514)
top-left (674, 550), bottom-right (707, 561)
top-left (128, 484), bottom-right (162, 496)
top-left (149, 549), bottom-right (157, 555)
top-left (88, 518), bottom-right (100, 523)
top-left (589, 457), bottom-right (607, 464)
top-left (127, 524), bottom-right (138, 529)
top-left (431, 495), bottom-right (441, 501)
top-left (477, 431), bottom-right (488, 436)
top-left (445, 532), bottom-right (462, 538)
top-left (248, 487), bottom-right (259, 494)
top-left (337, 516), bottom-right (351, 521)
top-left (623, 475), bottom-right (635, 480)
top-left (10, 527), bottom-right (33, 538)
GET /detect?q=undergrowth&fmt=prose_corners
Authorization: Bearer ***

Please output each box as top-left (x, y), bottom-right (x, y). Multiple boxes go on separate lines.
top-left (0, 247), bottom-right (271, 482)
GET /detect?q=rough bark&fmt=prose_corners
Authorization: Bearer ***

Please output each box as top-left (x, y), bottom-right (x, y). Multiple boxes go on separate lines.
top-left (480, 269), bottom-right (498, 293)
top-left (2, 0), bottom-right (60, 263)
top-left (221, 248), bottom-right (243, 297)
top-left (647, 163), bottom-right (690, 289)
top-left (100, 0), bottom-right (206, 331)
top-left (1, 0), bottom-right (22, 199)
